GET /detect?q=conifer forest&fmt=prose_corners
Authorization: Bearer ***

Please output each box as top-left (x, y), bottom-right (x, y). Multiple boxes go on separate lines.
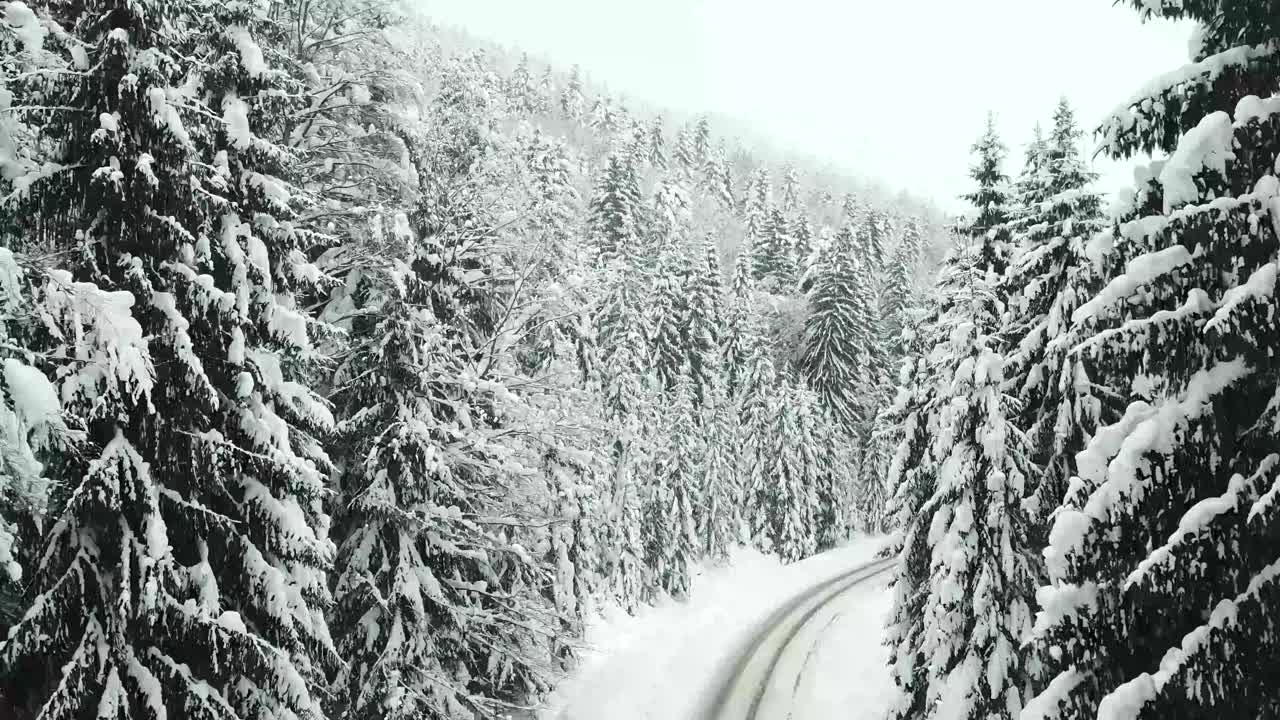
top-left (0, 0), bottom-right (1277, 719)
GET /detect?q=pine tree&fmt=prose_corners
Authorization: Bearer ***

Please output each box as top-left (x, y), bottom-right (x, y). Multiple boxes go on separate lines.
top-left (672, 124), bottom-right (698, 177)
top-left (884, 120), bottom-right (1023, 715)
top-left (1010, 122), bottom-right (1051, 216)
top-left (650, 237), bottom-right (691, 392)
top-left (646, 116), bottom-right (668, 170)
top-left (764, 382), bottom-right (819, 563)
top-left (507, 52), bottom-right (534, 113)
top-left (885, 239), bottom-right (1036, 720)
top-left (800, 227), bottom-right (875, 436)
top-left (684, 234), bottom-right (727, 404)
top-left (697, 376), bottom-right (739, 562)
top-left (914, 279), bottom-right (1035, 720)
top-left (645, 369), bottom-right (701, 598)
top-left (857, 207), bottom-right (889, 269)
top-left (692, 116), bottom-right (713, 170)
top-left (739, 342), bottom-right (779, 550)
top-left (588, 154), bottom-right (646, 265)
top-left (792, 215), bottom-right (816, 277)
top-left (560, 64), bottom-right (585, 120)
top-left (705, 142), bottom-right (736, 210)
top-left (723, 243), bottom-right (759, 398)
top-left (1, 4), bottom-right (340, 717)
top-left (329, 212), bottom-right (551, 719)
top-left (999, 98), bottom-right (1106, 530)
top-left (742, 167), bottom-right (772, 242)
top-left (961, 113), bottom-right (1014, 274)
top-left (755, 205), bottom-right (797, 291)
top-left (1024, 6), bottom-right (1280, 719)
top-left (781, 166), bottom-right (802, 213)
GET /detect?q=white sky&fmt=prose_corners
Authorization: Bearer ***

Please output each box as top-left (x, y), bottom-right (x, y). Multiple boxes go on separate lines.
top-left (415, 0), bottom-right (1193, 211)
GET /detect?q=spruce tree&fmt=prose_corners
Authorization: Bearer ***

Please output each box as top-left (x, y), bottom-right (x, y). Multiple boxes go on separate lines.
top-left (560, 64), bottom-right (585, 121)
top-left (742, 167), bottom-right (772, 242)
top-left (329, 211), bottom-right (550, 720)
top-left (705, 142), bottom-right (736, 210)
top-left (1, 3), bottom-right (340, 717)
top-left (961, 113), bottom-right (1014, 274)
top-left (755, 205), bottom-right (797, 291)
top-left (739, 340), bottom-right (779, 551)
top-left (781, 166), bottom-right (802, 213)
top-left (999, 98), bottom-right (1106, 529)
top-left (885, 240), bottom-right (1036, 720)
top-left (885, 120), bottom-right (1024, 718)
top-left (588, 154), bottom-right (645, 265)
top-left (764, 382), bottom-right (819, 563)
top-left (672, 124), bottom-right (698, 177)
top-left (684, 234), bottom-right (727, 404)
top-left (646, 116), bottom-right (668, 170)
top-left (645, 368), bottom-right (701, 598)
top-left (800, 227), bottom-right (875, 436)
top-left (697, 376), bottom-right (739, 562)
top-left (723, 243), bottom-right (759, 399)
top-left (1025, 6), bottom-right (1280, 719)
top-left (692, 116), bottom-right (713, 170)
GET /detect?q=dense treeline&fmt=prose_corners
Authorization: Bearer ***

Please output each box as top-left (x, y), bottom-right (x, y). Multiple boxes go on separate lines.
top-left (0, 1), bottom-right (946, 717)
top-left (882, 2), bottom-right (1280, 719)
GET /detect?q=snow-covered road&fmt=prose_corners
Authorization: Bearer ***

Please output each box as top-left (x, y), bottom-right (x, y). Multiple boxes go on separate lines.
top-left (545, 538), bottom-right (896, 720)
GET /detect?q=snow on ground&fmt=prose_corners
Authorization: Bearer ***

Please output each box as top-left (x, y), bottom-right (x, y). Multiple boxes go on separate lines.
top-left (544, 535), bottom-right (893, 720)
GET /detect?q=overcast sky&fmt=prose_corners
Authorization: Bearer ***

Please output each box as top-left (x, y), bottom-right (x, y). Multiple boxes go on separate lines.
top-left (415, 0), bottom-right (1192, 211)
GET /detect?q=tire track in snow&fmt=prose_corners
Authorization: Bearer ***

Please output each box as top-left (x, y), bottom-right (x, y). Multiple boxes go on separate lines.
top-left (698, 555), bottom-right (896, 720)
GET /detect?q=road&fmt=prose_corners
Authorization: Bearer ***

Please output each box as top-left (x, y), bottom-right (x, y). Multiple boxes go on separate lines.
top-left (544, 549), bottom-right (896, 720)
top-left (694, 555), bottom-right (896, 720)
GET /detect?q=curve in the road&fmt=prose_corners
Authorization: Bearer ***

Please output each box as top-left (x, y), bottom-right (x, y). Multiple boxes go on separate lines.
top-left (700, 555), bottom-right (896, 720)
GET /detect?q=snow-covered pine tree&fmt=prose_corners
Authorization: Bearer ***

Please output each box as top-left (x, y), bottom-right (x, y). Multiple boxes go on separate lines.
top-left (739, 334), bottom-right (779, 550)
top-left (684, 233), bottom-right (727, 404)
top-left (800, 226), bottom-right (875, 436)
top-left (705, 141), bottom-right (736, 210)
top-left (588, 153), bottom-right (646, 265)
top-left (1010, 122), bottom-right (1051, 218)
top-left (882, 244), bottom-right (970, 720)
top-left (742, 167), bottom-right (772, 243)
top-left (755, 205), bottom-right (798, 292)
top-left (723, 241), bottom-right (760, 398)
top-left (560, 64), bottom-right (585, 120)
top-left (998, 98), bottom-right (1106, 529)
top-left (0, 248), bottom-right (71, 621)
top-left (328, 211), bottom-right (551, 720)
top-left (857, 206), bottom-right (889, 270)
top-left (962, 112), bottom-right (1014, 274)
top-left (671, 123), bottom-right (698, 178)
top-left (1024, 5), bottom-right (1280, 718)
top-left (644, 367), bottom-right (702, 598)
top-left (593, 300), bottom-right (657, 612)
top-left (1, 3), bottom-right (341, 717)
top-left (692, 116), bottom-right (713, 171)
top-left (646, 116), bottom-right (668, 170)
top-left (763, 381), bottom-right (819, 563)
top-left (885, 239), bottom-right (1036, 720)
top-left (587, 95), bottom-right (610, 132)
top-left (781, 165), bottom-right (802, 213)
top-left (697, 374), bottom-right (739, 562)
top-left (886, 118), bottom-right (1021, 719)
top-left (650, 237), bottom-right (691, 392)
top-left (535, 67), bottom-right (555, 115)
top-left (792, 215), bottom-right (816, 279)
top-left (913, 273), bottom-right (1035, 720)
top-left (507, 52), bottom-right (534, 113)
